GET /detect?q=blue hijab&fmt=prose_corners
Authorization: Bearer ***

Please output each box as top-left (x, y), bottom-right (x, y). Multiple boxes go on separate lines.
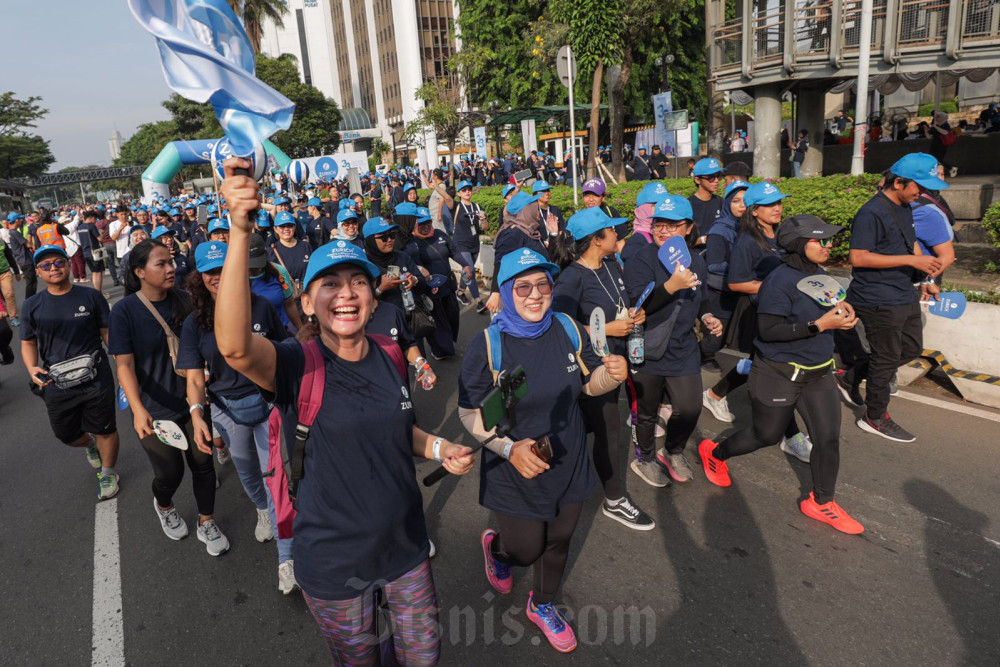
top-left (493, 270), bottom-right (554, 339)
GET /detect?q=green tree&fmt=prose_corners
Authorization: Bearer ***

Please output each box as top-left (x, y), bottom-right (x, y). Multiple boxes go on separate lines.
top-left (162, 94), bottom-right (220, 138)
top-left (226, 0), bottom-right (288, 54)
top-left (0, 92), bottom-right (55, 179)
top-left (402, 79), bottom-right (488, 166)
top-left (255, 53), bottom-right (342, 158)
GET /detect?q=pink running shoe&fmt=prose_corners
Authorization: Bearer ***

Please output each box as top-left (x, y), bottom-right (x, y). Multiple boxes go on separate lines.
top-left (481, 529), bottom-right (513, 594)
top-left (526, 591), bottom-right (577, 653)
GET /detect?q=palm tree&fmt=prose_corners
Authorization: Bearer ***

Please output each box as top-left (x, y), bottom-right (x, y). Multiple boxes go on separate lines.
top-left (227, 0), bottom-right (288, 54)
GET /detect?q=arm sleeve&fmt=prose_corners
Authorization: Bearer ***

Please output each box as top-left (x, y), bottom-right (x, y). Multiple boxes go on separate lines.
top-left (757, 312), bottom-right (815, 342)
top-left (458, 407), bottom-right (513, 458)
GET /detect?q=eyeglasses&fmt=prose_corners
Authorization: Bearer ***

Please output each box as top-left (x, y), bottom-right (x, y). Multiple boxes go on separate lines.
top-left (652, 220), bottom-right (691, 231)
top-left (37, 259), bottom-right (67, 271)
top-left (512, 280), bottom-right (553, 298)
top-left (809, 238), bottom-right (834, 248)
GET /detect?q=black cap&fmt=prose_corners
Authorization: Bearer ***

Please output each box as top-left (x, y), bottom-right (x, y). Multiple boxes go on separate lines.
top-left (777, 215), bottom-right (844, 251)
top-left (651, 144), bottom-right (661, 151)
top-left (726, 161), bottom-right (752, 179)
top-left (248, 233), bottom-right (268, 270)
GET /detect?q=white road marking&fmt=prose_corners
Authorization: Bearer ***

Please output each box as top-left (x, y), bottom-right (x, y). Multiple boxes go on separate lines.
top-left (894, 389), bottom-right (1000, 423)
top-left (92, 498), bottom-right (124, 666)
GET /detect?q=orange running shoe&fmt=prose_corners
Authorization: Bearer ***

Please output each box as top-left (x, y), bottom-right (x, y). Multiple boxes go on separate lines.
top-left (799, 493), bottom-right (865, 535)
top-left (698, 439), bottom-right (731, 487)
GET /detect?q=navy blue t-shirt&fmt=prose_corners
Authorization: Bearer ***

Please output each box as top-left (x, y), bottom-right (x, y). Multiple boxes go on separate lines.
top-left (374, 250), bottom-right (424, 312)
top-left (307, 216), bottom-right (336, 249)
top-left (689, 194), bottom-right (724, 237)
top-left (754, 264), bottom-right (835, 365)
top-left (269, 241), bottom-right (311, 283)
top-left (452, 201), bottom-right (484, 253)
top-left (177, 296), bottom-right (287, 399)
top-left (848, 192), bottom-right (918, 307)
top-left (108, 292), bottom-right (189, 422)
top-left (623, 241), bottom-right (706, 377)
top-left (20, 286), bottom-right (114, 397)
top-left (728, 233), bottom-right (782, 305)
top-left (552, 258), bottom-right (630, 356)
top-left (368, 301), bottom-right (416, 354)
top-left (269, 337), bottom-right (426, 600)
top-left (492, 227), bottom-right (549, 288)
top-left (458, 323), bottom-right (598, 521)
top-left (404, 232), bottom-right (458, 296)
top-left (619, 231), bottom-right (651, 265)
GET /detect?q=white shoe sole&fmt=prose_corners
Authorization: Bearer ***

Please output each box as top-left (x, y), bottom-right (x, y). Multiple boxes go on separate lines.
top-left (856, 418), bottom-right (915, 443)
top-left (154, 499), bottom-right (189, 541)
top-left (197, 530), bottom-right (229, 556)
top-left (601, 505), bottom-right (656, 531)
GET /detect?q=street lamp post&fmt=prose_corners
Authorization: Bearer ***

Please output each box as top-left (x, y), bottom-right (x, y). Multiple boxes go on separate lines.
top-left (654, 54), bottom-right (675, 93)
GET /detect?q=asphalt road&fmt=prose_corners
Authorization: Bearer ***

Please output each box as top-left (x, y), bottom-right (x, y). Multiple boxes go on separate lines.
top-left (1, 281), bottom-right (998, 666)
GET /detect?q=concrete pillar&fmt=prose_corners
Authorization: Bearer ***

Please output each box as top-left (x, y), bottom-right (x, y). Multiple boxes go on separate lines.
top-left (797, 85), bottom-right (827, 177)
top-left (754, 83), bottom-right (782, 180)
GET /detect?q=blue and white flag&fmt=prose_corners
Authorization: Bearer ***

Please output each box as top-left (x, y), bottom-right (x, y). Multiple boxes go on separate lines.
top-left (128, 0), bottom-right (294, 156)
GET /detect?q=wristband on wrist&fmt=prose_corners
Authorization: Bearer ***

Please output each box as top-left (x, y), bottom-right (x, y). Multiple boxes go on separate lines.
top-left (432, 437), bottom-right (444, 462)
top-left (502, 441), bottom-right (514, 460)
top-left (189, 403), bottom-right (204, 414)
top-left (414, 356), bottom-right (427, 369)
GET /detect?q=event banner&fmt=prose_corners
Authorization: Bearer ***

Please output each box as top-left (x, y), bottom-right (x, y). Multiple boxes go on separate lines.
top-left (474, 126), bottom-right (488, 157)
top-left (300, 151), bottom-right (369, 180)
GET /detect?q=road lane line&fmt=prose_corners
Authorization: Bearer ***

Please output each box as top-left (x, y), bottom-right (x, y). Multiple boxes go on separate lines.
top-left (92, 499), bottom-right (124, 666)
top-left (895, 389), bottom-right (1000, 423)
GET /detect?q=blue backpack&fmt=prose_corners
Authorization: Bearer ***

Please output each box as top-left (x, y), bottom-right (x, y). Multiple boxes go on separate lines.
top-left (483, 312), bottom-right (588, 383)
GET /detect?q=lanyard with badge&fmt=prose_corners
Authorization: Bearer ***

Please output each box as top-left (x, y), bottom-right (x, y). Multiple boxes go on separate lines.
top-left (587, 262), bottom-right (629, 321)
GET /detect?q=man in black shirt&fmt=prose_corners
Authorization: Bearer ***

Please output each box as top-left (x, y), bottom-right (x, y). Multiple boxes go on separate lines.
top-left (647, 145), bottom-right (670, 179)
top-left (630, 145), bottom-right (651, 181)
top-left (688, 157), bottom-right (725, 243)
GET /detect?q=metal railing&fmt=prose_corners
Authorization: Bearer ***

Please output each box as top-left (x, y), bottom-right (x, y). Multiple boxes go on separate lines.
top-left (793, 0), bottom-right (833, 56)
top-left (752, 5), bottom-right (785, 63)
top-left (842, 0), bottom-right (888, 52)
top-left (712, 17), bottom-right (744, 69)
top-left (898, 0), bottom-right (950, 48)
top-left (17, 166), bottom-right (145, 188)
top-left (962, 0), bottom-right (1000, 45)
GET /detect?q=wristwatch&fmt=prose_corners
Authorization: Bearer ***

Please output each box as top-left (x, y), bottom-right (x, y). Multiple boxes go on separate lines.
top-left (807, 320), bottom-right (820, 335)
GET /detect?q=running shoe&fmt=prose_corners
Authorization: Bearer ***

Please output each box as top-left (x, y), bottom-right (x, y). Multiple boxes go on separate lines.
top-left (429, 539), bottom-right (436, 558)
top-left (456, 291), bottom-right (471, 306)
top-left (197, 519), bottom-right (230, 556)
top-left (780, 433), bottom-right (813, 463)
top-left (480, 529), bottom-right (513, 594)
top-left (630, 458), bottom-right (670, 488)
top-left (278, 560), bottom-right (298, 595)
top-left (799, 492), bottom-right (865, 534)
top-left (526, 592), bottom-right (577, 653)
top-left (85, 437), bottom-right (102, 469)
top-left (698, 439), bottom-right (731, 487)
top-left (656, 448), bottom-right (693, 483)
top-left (702, 389), bottom-right (734, 423)
top-left (475, 300), bottom-right (488, 314)
top-left (215, 445), bottom-right (231, 465)
top-left (857, 414), bottom-right (915, 443)
top-left (601, 496), bottom-right (655, 531)
top-left (9, 316), bottom-right (19, 327)
top-left (254, 508), bottom-right (274, 542)
top-left (834, 370), bottom-right (864, 408)
top-left (889, 373), bottom-right (899, 396)
top-left (97, 472), bottom-right (119, 500)
top-left (154, 498), bottom-right (189, 541)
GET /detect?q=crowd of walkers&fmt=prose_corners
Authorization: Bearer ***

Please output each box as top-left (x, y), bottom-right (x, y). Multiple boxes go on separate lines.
top-left (0, 148), bottom-right (954, 663)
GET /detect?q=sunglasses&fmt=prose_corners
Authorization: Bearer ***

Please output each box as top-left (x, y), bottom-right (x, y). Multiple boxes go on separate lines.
top-left (37, 259), bottom-right (67, 271)
top-left (512, 279), bottom-right (553, 298)
top-left (373, 233), bottom-right (393, 241)
top-left (809, 238), bottom-right (834, 248)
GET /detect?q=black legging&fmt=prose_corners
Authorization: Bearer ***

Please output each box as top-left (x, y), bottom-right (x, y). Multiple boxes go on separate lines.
top-left (713, 359), bottom-right (842, 503)
top-left (712, 366), bottom-right (801, 441)
top-left (140, 419), bottom-right (216, 514)
top-left (581, 386), bottom-right (624, 500)
top-left (491, 502), bottom-right (583, 605)
top-left (631, 371), bottom-right (702, 461)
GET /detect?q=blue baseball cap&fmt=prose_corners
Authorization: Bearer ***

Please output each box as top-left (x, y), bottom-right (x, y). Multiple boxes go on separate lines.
top-left (415, 207), bottom-right (433, 223)
top-left (394, 202), bottom-right (419, 217)
top-left (33, 244), bottom-right (69, 265)
top-left (303, 239), bottom-right (381, 287)
top-left (256, 210), bottom-right (272, 227)
top-left (307, 197), bottom-right (322, 207)
top-left (183, 202), bottom-right (196, 210)
top-left (151, 226), bottom-right (176, 239)
top-left (693, 158), bottom-right (725, 177)
top-left (6, 212), bottom-right (24, 222)
top-left (339, 199), bottom-right (353, 210)
top-left (636, 182), bottom-right (669, 207)
top-left (337, 209), bottom-right (359, 223)
top-left (638, 145), bottom-right (647, 151)
top-left (497, 248), bottom-right (560, 285)
top-left (169, 207), bottom-right (181, 216)
top-left (207, 218), bottom-right (230, 234)
top-left (889, 153), bottom-right (949, 190)
top-left (274, 196), bottom-right (291, 206)
top-left (744, 182), bottom-right (789, 208)
top-left (724, 180), bottom-right (751, 199)
top-left (456, 180), bottom-right (473, 191)
top-left (274, 211), bottom-right (297, 227)
top-left (194, 241), bottom-right (227, 272)
top-left (506, 191), bottom-right (540, 215)
top-left (501, 184), bottom-right (516, 198)
top-left (652, 194), bottom-right (694, 221)
top-left (566, 208), bottom-right (627, 240)
top-left (207, 203), bottom-right (219, 214)
top-left (362, 216), bottom-right (399, 239)
top-left (531, 181), bottom-right (551, 194)
top-left (129, 225), bottom-right (148, 236)
top-left (402, 183), bottom-right (416, 193)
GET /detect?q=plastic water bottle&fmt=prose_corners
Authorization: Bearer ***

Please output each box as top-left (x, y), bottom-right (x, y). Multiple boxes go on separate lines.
top-left (400, 269), bottom-right (415, 312)
top-left (417, 365), bottom-right (434, 391)
top-left (628, 324), bottom-right (645, 365)
top-left (736, 358), bottom-right (753, 375)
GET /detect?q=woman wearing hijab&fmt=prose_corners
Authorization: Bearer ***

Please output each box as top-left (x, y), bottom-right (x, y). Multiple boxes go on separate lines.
top-left (363, 216), bottom-right (425, 313)
top-left (333, 208), bottom-right (363, 249)
top-left (699, 216), bottom-right (865, 534)
top-left (701, 180), bottom-right (749, 368)
top-left (459, 249), bottom-right (628, 654)
top-left (393, 201), bottom-right (420, 250)
top-left (620, 182), bottom-right (669, 264)
top-left (484, 190), bottom-right (550, 313)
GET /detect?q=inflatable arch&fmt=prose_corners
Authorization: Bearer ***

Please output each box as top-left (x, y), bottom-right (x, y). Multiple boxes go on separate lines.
top-left (141, 138), bottom-right (291, 202)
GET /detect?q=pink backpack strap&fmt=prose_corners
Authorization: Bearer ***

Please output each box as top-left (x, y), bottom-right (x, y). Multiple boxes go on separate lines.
top-left (288, 338), bottom-right (325, 497)
top-left (370, 334), bottom-right (407, 380)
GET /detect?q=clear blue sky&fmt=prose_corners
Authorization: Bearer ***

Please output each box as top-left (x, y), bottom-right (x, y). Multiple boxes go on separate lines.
top-left (5, 1), bottom-right (175, 170)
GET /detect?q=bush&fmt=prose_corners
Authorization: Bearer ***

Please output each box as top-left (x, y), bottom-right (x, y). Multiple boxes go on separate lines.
top-left (917, 101), bottom-right (959, 117)
top-left (421, 173), bottom-right (882, 260)
top-left (982, 201), bottom-right (1000, 249)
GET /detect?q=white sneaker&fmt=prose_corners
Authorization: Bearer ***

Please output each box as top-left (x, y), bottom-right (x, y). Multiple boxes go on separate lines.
top-left (216, 446), bottom-right (231, 465)
top-left (702, 390), bottom-right (735, 423)
top-left (85, 435), bottom-right (102, 469)
top-left (278, 560), bottom-right (298, 595)
top-left (255, 508), bottom-right (274, 543)
top-left (197, 519), bottom-right (230, 556)
top-left (154, 498), bottom-right (189, 541)
top-left (429, 539), bottom-right (437, 558)
top-left (780, 433), bottom-right (813, 463)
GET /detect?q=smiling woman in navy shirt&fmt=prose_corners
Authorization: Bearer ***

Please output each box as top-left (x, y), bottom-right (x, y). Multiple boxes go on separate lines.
top-left (268, 211), bottom-right (311, 289)
top-left (459, 249), bottom-right (628, 654)
top-left (109, 239), bottom-right (229, 556)
top-left (700, 216), bottom-right (865, 535)
top-left (623, 195), bottom-right (723, 490)
top-left (213, 159), bottom-right (473, 665)
top-left (550, 208), bottom-right (653, 532)
top-left (177, 241), bottom-right (295, 592)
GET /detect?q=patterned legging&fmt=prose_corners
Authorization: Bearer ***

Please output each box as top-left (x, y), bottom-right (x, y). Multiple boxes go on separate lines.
top-left (303, 559), bottom-right (440, 666)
